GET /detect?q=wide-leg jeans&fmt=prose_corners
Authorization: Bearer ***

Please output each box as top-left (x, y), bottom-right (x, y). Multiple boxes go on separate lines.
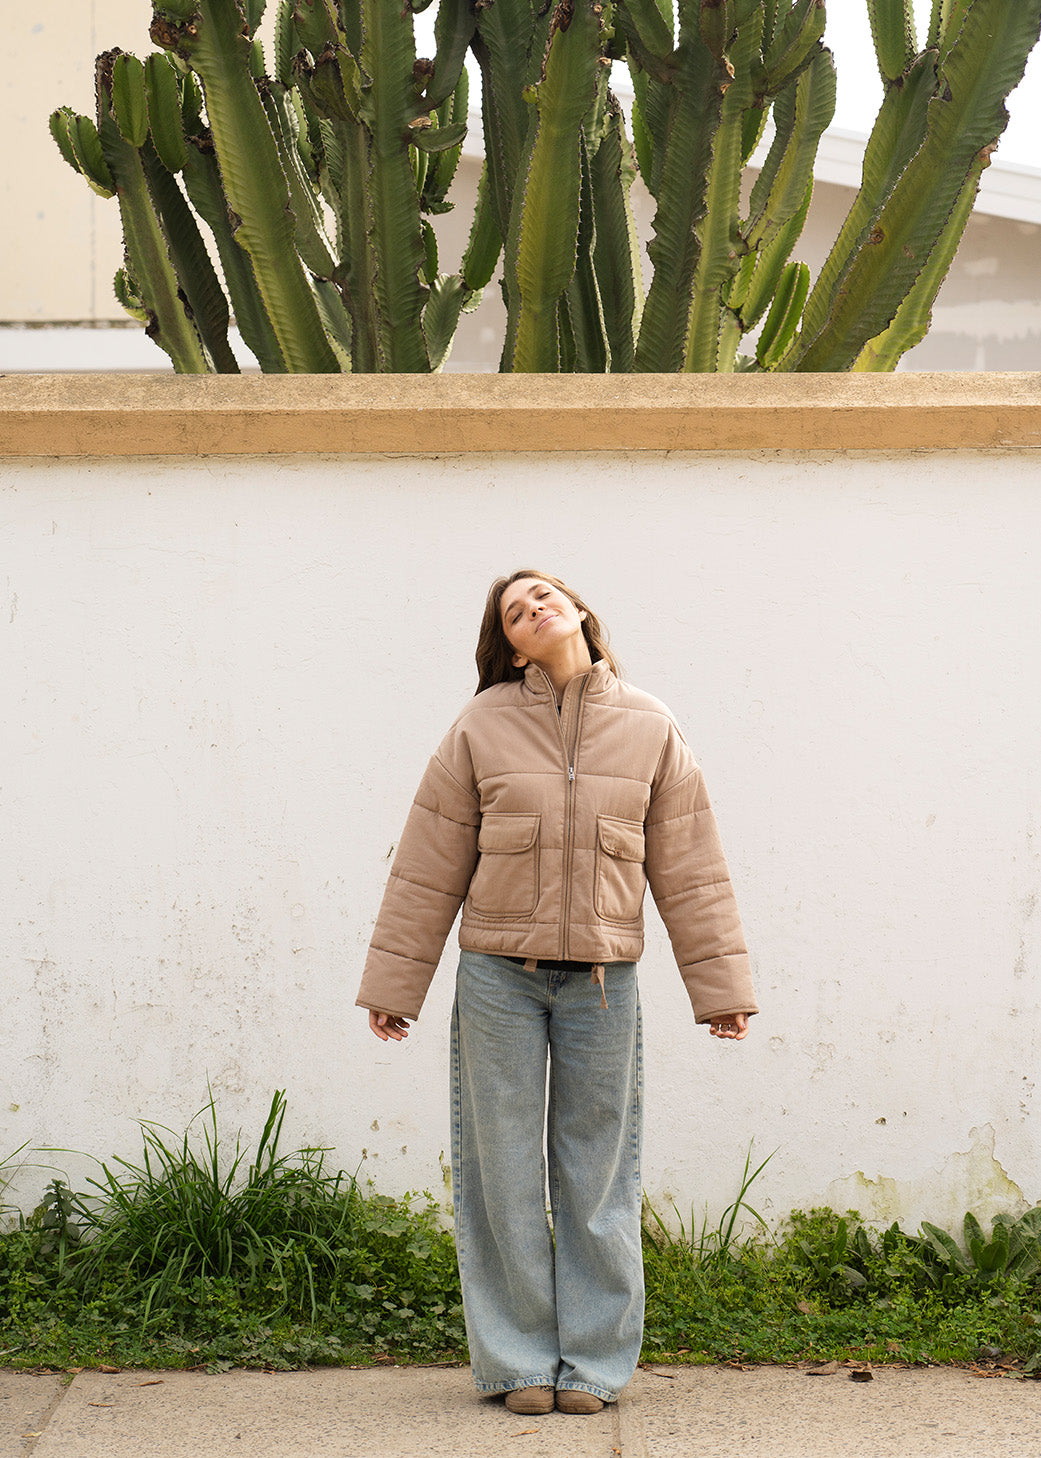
top-left (450, 950), bottom-right (644, 1402)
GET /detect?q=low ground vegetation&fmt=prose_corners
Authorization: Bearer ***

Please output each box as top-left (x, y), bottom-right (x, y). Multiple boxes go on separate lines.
top-left (3, 1095), bottom-right (1040, 1374)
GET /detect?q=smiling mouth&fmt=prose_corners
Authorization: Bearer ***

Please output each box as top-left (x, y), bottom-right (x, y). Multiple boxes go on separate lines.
top-left (535, 613), bottom-right (557, 632)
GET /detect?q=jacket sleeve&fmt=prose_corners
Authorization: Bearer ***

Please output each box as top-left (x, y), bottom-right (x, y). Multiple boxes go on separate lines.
top-left (644, 720), bottom-right (758, 1024)
top-left (356, 726), bottom-right (480, 1020)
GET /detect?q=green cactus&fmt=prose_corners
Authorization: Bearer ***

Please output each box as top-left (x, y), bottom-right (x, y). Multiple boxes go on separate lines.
top-left (50, 0), bottom-right (1041, 373)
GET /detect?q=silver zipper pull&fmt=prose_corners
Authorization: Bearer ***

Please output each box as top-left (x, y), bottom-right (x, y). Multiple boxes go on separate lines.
top-left (569, 765), bottom-right (575, 782)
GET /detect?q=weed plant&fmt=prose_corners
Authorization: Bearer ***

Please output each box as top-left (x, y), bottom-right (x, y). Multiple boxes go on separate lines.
top-left (0, 1093), bottom-right (464, 1370)
top-left (642, 1198), bottom-right (1041, 1370)
top-left (3, 1108), bottom-right (1041, 1373)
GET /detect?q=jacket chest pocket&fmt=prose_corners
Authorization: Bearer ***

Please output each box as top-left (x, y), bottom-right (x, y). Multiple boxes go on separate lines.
top-left (468, 813), bottom-right (541, 918)
top-left (594, 815), bottom-right (646, 923)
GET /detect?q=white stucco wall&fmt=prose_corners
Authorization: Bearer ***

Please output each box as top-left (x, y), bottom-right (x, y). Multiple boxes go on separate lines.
top-left (3, 447), bottom-right (1040, 1237)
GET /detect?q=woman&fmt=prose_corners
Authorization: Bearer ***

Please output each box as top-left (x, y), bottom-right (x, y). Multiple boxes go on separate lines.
top-left (357, 570), bottom-right (756, 1416)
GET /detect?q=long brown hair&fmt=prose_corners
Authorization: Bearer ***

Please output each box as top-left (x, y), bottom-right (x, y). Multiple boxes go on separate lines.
top-left (475, 569), bottom-right (620, 694)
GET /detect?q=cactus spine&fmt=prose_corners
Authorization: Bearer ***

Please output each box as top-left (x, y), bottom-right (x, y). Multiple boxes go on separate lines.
top-left (50, 0), bottom-right (1041, 373)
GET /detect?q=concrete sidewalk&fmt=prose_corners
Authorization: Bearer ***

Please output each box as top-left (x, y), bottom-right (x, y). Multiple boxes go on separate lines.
top-left (3, 1362), bottom-right (1039, 1458)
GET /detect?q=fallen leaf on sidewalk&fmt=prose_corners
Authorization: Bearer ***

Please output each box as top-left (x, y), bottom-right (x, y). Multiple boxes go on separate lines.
top-left (806, 1361), bottom-right (839, 1376)
top-left (98, 1365), bottom-right (121, 1374)
top-left (850, 1369), bottom-right (874, 1382)
top-left (88, 1402), bottom-right (116, 1407)
top-left (510, 1429), bottom-right (540, 1437)
top-left (21, 1433), bottom-right (43, 1439)
top-left (136, 1380), bottom-right (165, 1387)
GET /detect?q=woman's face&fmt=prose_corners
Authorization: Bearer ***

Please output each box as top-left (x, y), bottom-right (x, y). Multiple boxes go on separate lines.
top-left (500, 577), bottom-right (586, 669)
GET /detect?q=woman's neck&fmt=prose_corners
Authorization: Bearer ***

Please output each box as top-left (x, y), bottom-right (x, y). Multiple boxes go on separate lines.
top-left (541, 643), bottom-right (594, 703)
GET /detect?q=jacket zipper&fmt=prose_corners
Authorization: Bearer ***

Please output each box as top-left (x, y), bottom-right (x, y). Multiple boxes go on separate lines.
top-left (554, 672), bottom-right (589, 959)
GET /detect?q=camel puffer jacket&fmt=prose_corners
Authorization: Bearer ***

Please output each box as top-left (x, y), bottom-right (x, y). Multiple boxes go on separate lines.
top-left (356, 661), bottom-right (757, 1024)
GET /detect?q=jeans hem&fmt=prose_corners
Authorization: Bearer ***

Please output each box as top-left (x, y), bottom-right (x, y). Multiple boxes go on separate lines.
top-left (475, 1376), bottom-right (557, 1395)
top-left (556, 1381), bottom-right (616, 1402)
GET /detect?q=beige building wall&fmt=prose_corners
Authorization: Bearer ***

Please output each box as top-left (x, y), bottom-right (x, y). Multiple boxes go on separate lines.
top-left (4, 3), bottom-right (1040, 370)
top-left (3, 3), bottom-right (153, 323)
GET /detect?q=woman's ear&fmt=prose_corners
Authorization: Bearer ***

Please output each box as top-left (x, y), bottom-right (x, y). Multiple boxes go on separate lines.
top-left (512, 652), bottom-right (528, 668)
top-left (578, 610), bottom-right (587, 621)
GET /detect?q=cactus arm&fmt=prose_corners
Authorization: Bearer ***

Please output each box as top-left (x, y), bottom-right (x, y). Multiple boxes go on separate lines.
top-left (180, 138), bottom-right (288, 371)
top-left (112, 52), bottom-right (150, 148)
top-left (503, 0), bottom-right (604, 372)
top-left (461, 163), bottom-right (503, 292)
top-left (423, 273), bottom-right (468, 369)
top-left (789, 0), bottom-right (1041, 372)
top-left (472, 0), bottom-right (553, 244)
top-left (744, 46), bottom-right (834, 252)
top-left (755, 255), bottom-right (808, 366)
top-left (145, 53), bottom-right (190, 173)
top-left (312, 278), bottom-right (353, 367)
top-left (357, 0), bottom-right (430, 371)
top-left (633, 28), bottom-right (730, 372)
top-left (286, 0), bottom-right (344, 57)
top-left (682, 7), bottom-right (765, 371)
top-left (326, 109), bottom-right (383, 372)
top-left (929, 0), bottom-right (972, 55)
top-left (629, 80), bottom-right (654, 182)
top-left (425, 0), bottom-right (478, 112)
top-left (293, 49), bottom-right (382, 369)
top-left (731, 174), bottom-right (810, 328)
top-left (420, 70), bottom-right (469, 216)
top-left (565, 138), bottom-right (609, 371)
top-left (851, 151), bottom-right (981, 370)
top-left (139, 143), bottom-right (240, 372)
top-left (243, 0), bottom-right (267, 36)
top-left (867, 0), bottom-right (917, 82)
top-left (97, 111), bottom-right (208, 372)
top-left (589, 95), bottom-right (641, 374)
top-left (791, 47), bottom-right (935, 358)
top-left (682, 68), bottom-right (745, 371)
top-left (151, 0), bottom-right (341, 372)
top-left (614, 0), bottom-right (675, 68)
top-left (755, 0), bottom-right (826, 96)
top-left (260, 81), bottom-right (338, 277)
top-left (50, 109), bottom-right (117, 197)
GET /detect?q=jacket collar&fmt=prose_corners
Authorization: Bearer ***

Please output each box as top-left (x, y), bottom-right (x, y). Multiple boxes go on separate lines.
top-left (523, 659), bottom-right (614, 700)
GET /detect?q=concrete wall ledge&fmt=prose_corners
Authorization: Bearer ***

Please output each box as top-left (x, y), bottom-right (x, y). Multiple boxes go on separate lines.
top-left (1, 371), bottom-right (1040, 456)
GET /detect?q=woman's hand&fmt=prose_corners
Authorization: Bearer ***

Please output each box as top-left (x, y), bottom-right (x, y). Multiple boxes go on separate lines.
top-left (708, 1012), bottom-right (750, 1041)
top-left (368, 1009), bottom-right (412, 1042)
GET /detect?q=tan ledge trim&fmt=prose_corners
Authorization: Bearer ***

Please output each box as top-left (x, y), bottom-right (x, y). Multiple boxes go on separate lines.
top-left (1, 372), bottom-right (1040, 456)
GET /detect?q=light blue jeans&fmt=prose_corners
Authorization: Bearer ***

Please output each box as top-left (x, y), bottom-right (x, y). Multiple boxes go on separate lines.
top-left (450, 951), bottom-right (644, 1403)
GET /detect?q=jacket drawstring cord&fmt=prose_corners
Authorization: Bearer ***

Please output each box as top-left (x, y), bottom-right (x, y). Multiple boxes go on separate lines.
top-left (522, 957), bottom-right (607, 1008)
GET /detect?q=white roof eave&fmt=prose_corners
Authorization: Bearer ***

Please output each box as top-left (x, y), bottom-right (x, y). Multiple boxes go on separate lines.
top-left (754, 127), bottom-right (1041, 225)
top-left (460, 106), bottom-right (1041, 226)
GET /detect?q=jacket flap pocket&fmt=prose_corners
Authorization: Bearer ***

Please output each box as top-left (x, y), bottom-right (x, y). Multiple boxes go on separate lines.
top-left (597, 816), bottom-right (645, 862)
top-left (478, 813), bottom-right (540, 853)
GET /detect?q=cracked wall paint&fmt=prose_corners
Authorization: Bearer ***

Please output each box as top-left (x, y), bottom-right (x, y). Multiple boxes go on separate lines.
top-left (826, 1127), bottom-right (1028, 1234)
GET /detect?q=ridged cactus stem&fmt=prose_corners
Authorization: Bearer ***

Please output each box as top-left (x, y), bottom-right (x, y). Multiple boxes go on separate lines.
top-left (851, 150), bottom-right (982, 370)
top-left (788, 0), bottom-right (1041, 371)
top-left (634, 37), bottom-right (730, 371)
top-left (180, 139), bottom-right (287, 371)
top-left (358, 0), bottom-right (430, 371)
top-left (152, 0), bottom-right (340, 371)
top-left (95, 101), bottom-right (209, 372)
top-left (503, 0), bottom-right (604, 372)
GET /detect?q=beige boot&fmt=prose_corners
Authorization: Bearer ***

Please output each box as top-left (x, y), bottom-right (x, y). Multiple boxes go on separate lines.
top-left (555, 1389), bottom-right (605, 1414)
top-left (504, 1386), bottom-right (555, 1415)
